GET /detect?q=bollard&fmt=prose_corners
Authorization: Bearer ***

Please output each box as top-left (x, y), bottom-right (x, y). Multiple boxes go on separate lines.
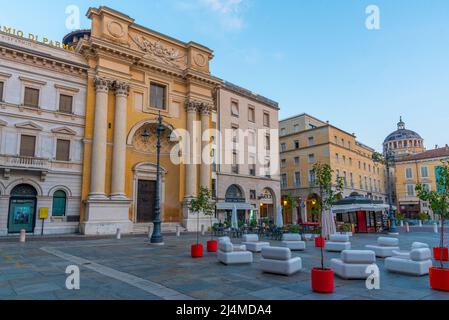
top-left (19, 229), bottom-right (26, 243)
top-left (434, 223), bottom-right (438, 234)
top-left (201, 225), bottom-right (205, 236)
top-left (400, 220), bottom-right (404, 227)
top-left (116, 228), bottom-right (121, 240)
top-left (418, 220), bottom-right (423, 227)
top-left (405, 222), bottom-right (410, 233)
top-left (176, 225), bottom-right (181, 237)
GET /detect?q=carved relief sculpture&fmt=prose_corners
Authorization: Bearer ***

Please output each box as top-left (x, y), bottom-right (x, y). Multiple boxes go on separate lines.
top-left (132, 36), bottom-right (186, 68)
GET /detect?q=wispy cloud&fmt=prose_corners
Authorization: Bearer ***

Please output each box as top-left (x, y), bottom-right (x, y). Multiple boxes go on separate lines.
top-left (176, 0), bottom-right (247, 31)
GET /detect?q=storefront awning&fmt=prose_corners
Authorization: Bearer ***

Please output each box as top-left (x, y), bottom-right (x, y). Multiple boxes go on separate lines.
top-left (216, 202), bottom-right (256, 210)
top-left (332, 203), bottom-right (393, 213)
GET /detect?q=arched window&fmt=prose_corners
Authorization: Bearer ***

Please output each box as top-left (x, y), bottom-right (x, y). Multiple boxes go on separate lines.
top-left (225, 185), bottom-right (244, 202)
top-left (52, 190), bottom-right (67, 217)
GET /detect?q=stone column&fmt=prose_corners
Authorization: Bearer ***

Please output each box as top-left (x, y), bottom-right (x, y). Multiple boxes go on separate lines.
top-left (200, 104), bottom-right (212, 190)
top-left (89, 77), bottom-right (111, 199)
top-left (185, 102), bottom-right (198, 198)
top-left (110, 81), bottom-right (130, 199)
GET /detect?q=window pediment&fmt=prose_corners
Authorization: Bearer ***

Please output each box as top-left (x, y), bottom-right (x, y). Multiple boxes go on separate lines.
top-left (15, 121), bottom-right (43, 131)
top-left (51, 127), bottom-right (77, 136)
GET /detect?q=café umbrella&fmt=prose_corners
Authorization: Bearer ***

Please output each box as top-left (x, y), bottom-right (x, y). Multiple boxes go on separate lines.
top-left (231, 205), bottom-right (239, 230)
top-left (276, 205), bottom-right (284, 228)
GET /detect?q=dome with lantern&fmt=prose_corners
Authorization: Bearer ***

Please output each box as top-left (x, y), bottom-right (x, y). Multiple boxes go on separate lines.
top-left (383, 117), bottom-right (425, 157)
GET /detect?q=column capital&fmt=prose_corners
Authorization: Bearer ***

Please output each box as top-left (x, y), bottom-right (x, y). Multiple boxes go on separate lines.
top-left (113, 81), bottom-right (130, 97)
top-left (94, 77), bottom-right (112, 93)
top-left (185, 100), bottom-right (214, 114)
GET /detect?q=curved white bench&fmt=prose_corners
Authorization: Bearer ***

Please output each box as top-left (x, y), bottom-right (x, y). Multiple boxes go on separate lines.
top-left (331, 250), bottom-right (377, 279)
top-left (242, 234), bottom-right (270, 253)
top-left (365, 237), bottom-right (400, 258)
top-left (217, 242), bottom-right (253, 265)
top-left (385, 248), bottom-right (432, 276)
top-left (260, 247), bottom-right (302, 276)
top-left (218, 236), bottom-right (246, 252)
top-left (280, 233), bottom-right (306, 251)
top-left (325, 234), bottom-right (351, 252)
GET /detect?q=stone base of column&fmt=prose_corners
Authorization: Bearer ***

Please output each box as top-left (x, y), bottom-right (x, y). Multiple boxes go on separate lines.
top-left (182, 200), bottom-right (217, 232)
top-left (81, 198), bottom-right (132, 235)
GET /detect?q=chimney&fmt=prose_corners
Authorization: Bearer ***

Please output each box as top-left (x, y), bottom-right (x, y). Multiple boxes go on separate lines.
top-left (435, 145), bottom-right (439, 149)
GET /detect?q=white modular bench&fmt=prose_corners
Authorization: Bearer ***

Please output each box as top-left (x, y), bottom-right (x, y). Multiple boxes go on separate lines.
top-left (217, 241), bottom-right (253, 265)
top-left (218, 236), bottom-right (246, 252)
top-left (280, 233), bottom-right (306, 251)
top-left (385, 248), bottom-right (433, 276)
top-left (365, 237), bottom-right (400, 258)
top-left (242, 234), bottom-right (270, 253)
top-left (331, 250), bottom-right (377, 279)
top-left (325, 234), bottom-right (351, 252)
top-left (260, 247), bottom-right (302, 276)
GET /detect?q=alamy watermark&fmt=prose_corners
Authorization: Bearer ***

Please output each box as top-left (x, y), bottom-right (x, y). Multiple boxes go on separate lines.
top-left (65, 265), bottom-right (80, 290)
top-left (366, 5), bottom-right (381, 30)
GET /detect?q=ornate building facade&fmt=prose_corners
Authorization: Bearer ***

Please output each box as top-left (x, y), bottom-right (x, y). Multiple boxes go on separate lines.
top-left (0, 30), bottom-right (87, 235)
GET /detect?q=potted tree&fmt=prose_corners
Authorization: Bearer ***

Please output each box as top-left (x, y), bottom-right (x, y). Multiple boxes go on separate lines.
top-left (189, 187), bottom-right (216, 257)
top-left (416, 161), bottom-right (449, 291)
top-left (310, 163), bottom-right (343, 294)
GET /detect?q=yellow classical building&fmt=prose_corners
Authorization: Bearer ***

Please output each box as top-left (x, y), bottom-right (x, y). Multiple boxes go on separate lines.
top-left (279, 114), bottom-right (387, 224)
top-left (65, 7), bottom-right (221, 234)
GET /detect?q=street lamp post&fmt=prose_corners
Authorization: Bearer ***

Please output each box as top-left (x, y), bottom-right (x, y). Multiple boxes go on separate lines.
top-left (141, 111), bottom-right (165, 245)
top-left (385, 150), bottom-right (398, 234)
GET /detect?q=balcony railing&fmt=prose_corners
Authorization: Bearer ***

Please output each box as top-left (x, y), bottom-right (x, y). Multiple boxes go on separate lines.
top-left (0, 155), bottom-right (50, 170)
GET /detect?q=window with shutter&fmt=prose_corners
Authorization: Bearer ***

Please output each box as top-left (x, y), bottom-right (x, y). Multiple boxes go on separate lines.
top-left (20, 135), bottom-right (36, 157)
top-left (0, 82), bottom-right (4, 101)
top-left (52, 190), bottom-right (67, 217)
top-left (56, 139), bottom-right (70, 161)
top-left (59, 94), bottom-right (73, 114)
top-left (248, 106), bottom-right (255, 122)
top-left (150, 83), bottom-right (166, 110)
top-left (231, 101), bottom-right (239, 117)
top-left (24, 87), bottom-right (39, 107)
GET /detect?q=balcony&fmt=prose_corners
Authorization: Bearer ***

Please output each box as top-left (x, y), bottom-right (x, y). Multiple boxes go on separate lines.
top-left (0, 155), bottom-right (50, 180)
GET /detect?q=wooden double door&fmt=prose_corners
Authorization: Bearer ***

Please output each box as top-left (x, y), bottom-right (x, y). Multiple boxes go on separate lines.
top-left (136, 180), bottom-right (157, 223)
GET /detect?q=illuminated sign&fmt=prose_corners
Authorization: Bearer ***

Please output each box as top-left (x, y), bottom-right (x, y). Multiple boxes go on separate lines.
top-left (0, 25), bottom-right (74, 51)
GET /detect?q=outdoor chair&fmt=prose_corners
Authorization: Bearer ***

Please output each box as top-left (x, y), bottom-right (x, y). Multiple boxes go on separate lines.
top-left (260, 247), bottom-right (302, 276)
top-left (218, 236), bottom-right (246, 252)
top-left (331, 250), bottom-right (377, 279)
top-left (280, 233), bottom-right (306, 251)
top-left (325, 234), bottom-right (351, 252)
top-left (217, 241), bottom-right (253, 265)
top-left (365, 237), bottom-right (400, 258)
top-left (242, 234), bottom-right (270, 253)
top-left (385, 248), bottom-right (433, 276)
top-left (392, 242), bottom-right (430, 259)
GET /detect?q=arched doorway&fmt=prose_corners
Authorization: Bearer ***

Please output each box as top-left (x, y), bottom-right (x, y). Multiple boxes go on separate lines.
top-left (259, 188), bottom-right (275, 222)
top-left (224, 184), bottom-right (246, 223)
top-left (8, 184), bottom-right (38, 233)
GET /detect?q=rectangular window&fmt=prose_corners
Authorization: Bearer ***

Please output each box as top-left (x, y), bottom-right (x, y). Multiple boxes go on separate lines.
top-left (421, 166), bottom-right (429, 178)
top-left (59, 94), bottom-right (73, 114)
top-left (308, 154), bottom-right (315, 163)
top-left (293, 124), bottom-right (300, 133)
top-left (295, 172), bottom-right (301, 188)
top-left (265, 135), bottom-right (270, 151)
top-left (281, 159), bottom-right (287, 168)
top-left (249, 164), bottom-right (256, 176)
top-left (359, 175), bottom-right (363, 190)
top-left (308, 136), bottom-right (314, 146)
top-left (407, 184), bottom-right (415, 196)
top-left (350, 173), bottom-right (354, 189)
top-left (0, 81), bottom-right (4, 101)
top-left (232, 152), bottom-right (238, 174)
top-left (24, 87), bottom-right (39, 108)
top-left (280, 128), bottom-right (286, 136)
top-left (231, 101), bottom-right (239, 117)
top-left (309, 170), bottom-right (316, 185)
top-left (281, 174), bottom-right (288, 189)
top-left (56, 139), bottom-right (70, 161)
top-left (405, 168), bottom-right (413, 179)
top-left (294, 140), bottom-right (300, 149)
top-left (294, 157), bottom-right (300, 165)
top-left (150, 83), bottom-right (166, 110)
top-left (280, 143), bottom-right (286, 152)
top-left (248, 106), bottom-right (255, 122)
top-left (263, 112), bottom-right (270, 127)
top-left (20, 135), bottom-right (36, 157)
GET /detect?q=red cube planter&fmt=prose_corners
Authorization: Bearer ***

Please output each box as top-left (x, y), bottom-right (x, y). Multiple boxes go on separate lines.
top-left (433, 247), bottom-right (449, 261)
top-left (207, 240), bottom-right (218, 253)
top-left (311, 268), bottom-right (334, 294)
top-left (429, 267), bottom-right (449, 292)
top-left (315, 237), bottom-right (326, 248)
top-left (191, 244), bottom-right (204, 258)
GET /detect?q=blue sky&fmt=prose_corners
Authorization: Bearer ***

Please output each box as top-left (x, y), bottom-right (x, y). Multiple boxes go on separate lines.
top-left (1, 0), bottom-right (448, 151)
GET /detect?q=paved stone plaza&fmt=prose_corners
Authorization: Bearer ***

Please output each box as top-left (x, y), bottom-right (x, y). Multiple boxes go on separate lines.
top-left (0, 232), bottom-right (448, 300)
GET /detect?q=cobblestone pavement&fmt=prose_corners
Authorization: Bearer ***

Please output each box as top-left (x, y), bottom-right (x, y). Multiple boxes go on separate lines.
top-left (0, 232), bottom-right (448, 300)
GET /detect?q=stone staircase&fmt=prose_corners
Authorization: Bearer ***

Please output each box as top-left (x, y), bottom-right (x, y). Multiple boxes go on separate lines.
top-left (132, 223), bottom-right (186, 235)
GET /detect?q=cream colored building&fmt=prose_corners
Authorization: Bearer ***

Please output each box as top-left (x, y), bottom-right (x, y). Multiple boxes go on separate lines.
top-left (279, 114), bottom-right (387, 224)
top-left (214, 82), bottom-right (281, 224)
top-left (0, 30), bottom-right (87, 235)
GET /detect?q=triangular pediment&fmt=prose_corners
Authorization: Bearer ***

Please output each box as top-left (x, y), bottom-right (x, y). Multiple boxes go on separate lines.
top-left (15, 121), bottom-right (43, 131)
top-left (0, 119), bottom-right (7, 126)
top-left (51, 126), bottom-right (77, 136)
